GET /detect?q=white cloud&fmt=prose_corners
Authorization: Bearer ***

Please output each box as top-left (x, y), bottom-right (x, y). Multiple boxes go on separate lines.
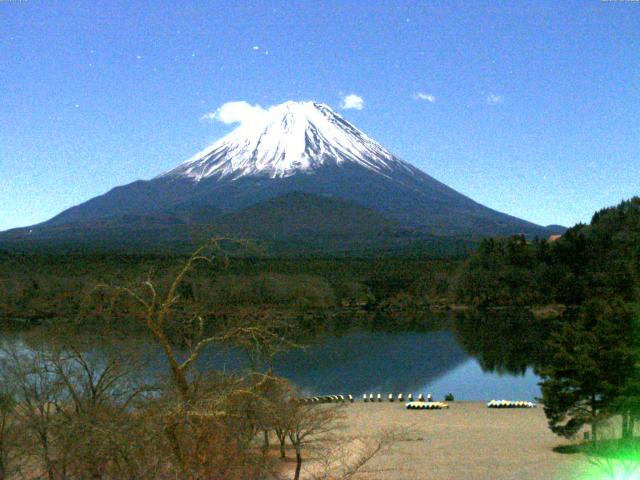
top-left (200, 101), bottom-right (268, 126)
top-left (486, 94), bottom-right (503, 105)
top-left (340, 94), bottom-right (364, 110)
top-left (252, 45), bottom-right (259, 51)
top-left (414, 92), bottom-right (436, 103)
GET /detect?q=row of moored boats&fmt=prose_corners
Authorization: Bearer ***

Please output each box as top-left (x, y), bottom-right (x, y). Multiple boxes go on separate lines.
top-left (486, 400), bottom-right (537, 408)
top-left (297, 395), bottom-right (537, 409)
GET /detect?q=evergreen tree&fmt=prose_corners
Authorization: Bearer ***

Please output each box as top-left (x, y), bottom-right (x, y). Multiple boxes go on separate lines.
top-left (539, 298), bottom-right (636, 441)
top-left (610, 303), bottom-right (640, 440)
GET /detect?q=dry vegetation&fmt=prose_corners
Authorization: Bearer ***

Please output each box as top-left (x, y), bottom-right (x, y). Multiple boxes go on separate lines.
top-left (0, 239), bottom-right (399, 480)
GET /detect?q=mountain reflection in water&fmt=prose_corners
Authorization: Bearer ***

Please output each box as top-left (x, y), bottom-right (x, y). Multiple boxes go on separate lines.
top-left (272, 330), bottom-right (469, 395)
top-left (1, 311), bottom-right (547, 401)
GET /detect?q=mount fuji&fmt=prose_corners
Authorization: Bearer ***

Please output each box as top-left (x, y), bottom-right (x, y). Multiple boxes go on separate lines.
top-left (1, 101), bottom-right (561, 254)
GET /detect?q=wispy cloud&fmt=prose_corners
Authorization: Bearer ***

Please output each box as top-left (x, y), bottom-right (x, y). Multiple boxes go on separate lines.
top-left (414, 92), bottom-right (436, 103)
top-left (200, 101), bottom-right (268, 126)
top-left (340, 94), bottom-right (364, 110)
top-left (486, 94), bottom-right (503, 105)
top-left (200, 112), bottom-right (217, 121)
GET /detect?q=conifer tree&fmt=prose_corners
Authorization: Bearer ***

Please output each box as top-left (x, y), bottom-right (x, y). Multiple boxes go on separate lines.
top-left (540, 298), bottom-right (636, 441)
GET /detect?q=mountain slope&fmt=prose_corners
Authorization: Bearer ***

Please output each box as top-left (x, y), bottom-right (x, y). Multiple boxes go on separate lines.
top-left (1, 192), bottom-right (469, 256)
top-left (213, 191), bottom-right (401, 238)
top-left (0, 101), bottom-right (562, 253)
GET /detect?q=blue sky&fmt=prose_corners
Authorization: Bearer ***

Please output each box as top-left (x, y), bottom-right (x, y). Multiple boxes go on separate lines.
top-left (1, 0), bottom-right (638, 231)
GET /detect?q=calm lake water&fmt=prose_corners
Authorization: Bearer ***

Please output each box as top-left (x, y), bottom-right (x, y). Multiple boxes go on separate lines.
top-left (265, 330), bottom-right (541, 400)
top-left (0, 312), bottom-right (545, 401)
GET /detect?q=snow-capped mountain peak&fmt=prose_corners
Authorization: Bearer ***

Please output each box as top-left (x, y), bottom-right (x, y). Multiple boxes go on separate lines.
top-left (162, 101), bottom-right (409, 181)
top-left (4, 101), bottom-right (558, 246)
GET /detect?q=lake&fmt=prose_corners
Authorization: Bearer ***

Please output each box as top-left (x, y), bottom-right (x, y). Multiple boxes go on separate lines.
top-left (0, 311), bottom-right (546, 401)
top-left (265, 329), bottom-right (541, 400)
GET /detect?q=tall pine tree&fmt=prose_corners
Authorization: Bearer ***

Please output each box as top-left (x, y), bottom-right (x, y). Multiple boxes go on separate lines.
top-left (539, 298), bottom-right (636, 441)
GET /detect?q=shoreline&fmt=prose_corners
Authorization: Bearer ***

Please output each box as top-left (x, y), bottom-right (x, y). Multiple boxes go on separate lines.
top-left (292, 401), bottom-right (588, 479)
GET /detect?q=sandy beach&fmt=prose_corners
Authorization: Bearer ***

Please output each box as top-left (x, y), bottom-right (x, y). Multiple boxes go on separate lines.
top-left (298, 401), bottom-right (589, 480)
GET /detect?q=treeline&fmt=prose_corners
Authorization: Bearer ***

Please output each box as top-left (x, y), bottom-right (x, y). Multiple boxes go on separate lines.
top-left (457, 197), bottom-right (640, 446)
top-left (456, 197), bottom-right (640, 308)
top-left (0, 254), bottom-right (460, 324)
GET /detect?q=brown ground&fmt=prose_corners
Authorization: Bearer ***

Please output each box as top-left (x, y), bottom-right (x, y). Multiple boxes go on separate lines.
top-left (297, 401), bottom-right (590, 480)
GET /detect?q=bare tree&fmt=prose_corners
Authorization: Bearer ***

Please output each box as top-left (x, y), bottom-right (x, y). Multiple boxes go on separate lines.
top-left (48, 343), bottom-right (150, 414)
top-left (309, 428), bottom-right (408, 480)
top-left (47, 341), bottom-right (154, 479)
top-left (1, 328), bottom-right (162, 480)
top-left (98, 238), bottom-right (290, 479)
top-left (252, 375), bottom-right (298, 459)
top-left (223, 311), bottom-right (300, 452)
top-left (0, 380), bottom-right (17, 480)
top-left (99, 238), bottom-right (260, 403)
top-left (286, 402), bottom-right (343, 480)
top-left (225, 309), bottom-right (299, 371)
top-left (0, 346), bottom-right (66, 480)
